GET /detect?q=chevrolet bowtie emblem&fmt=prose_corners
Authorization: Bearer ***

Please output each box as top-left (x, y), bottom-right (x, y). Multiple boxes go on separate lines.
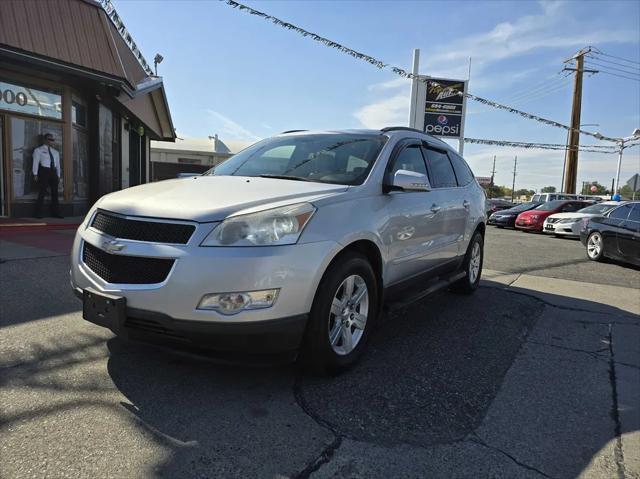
top-left (102, 240), bottom-right (125, 253)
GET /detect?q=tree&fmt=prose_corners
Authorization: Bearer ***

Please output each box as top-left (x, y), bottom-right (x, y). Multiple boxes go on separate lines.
top-left (541, 186), bottom-right (556, 193)
top-left (580, 181), bottom-right (607, 195)
top-left (515, 189), bottom-right (535, 197)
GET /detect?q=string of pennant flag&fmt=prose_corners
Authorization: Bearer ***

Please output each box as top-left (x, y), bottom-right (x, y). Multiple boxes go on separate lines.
top-left (222, 0), bottom-right (621, 143)
top-left (464, 138), bottom-right (639, 154)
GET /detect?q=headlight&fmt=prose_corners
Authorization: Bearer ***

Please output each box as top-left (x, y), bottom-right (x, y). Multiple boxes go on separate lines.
top-left (201, 203), bottom-right (316, 247)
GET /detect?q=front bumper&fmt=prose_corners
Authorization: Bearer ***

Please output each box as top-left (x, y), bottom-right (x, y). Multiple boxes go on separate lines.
top-left (488, 215), bottom-right (516, 226)
top-left (71, 222), bottom-right (341, 354)
top-left (543, 221), bottom-right (581, 237)
top-left (72, 287), bottom-right (307, 356)
top-left (515, 220), bottom-right (542, 231)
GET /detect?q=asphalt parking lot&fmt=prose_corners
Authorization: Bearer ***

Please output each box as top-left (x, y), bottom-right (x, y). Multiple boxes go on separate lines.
top-left (485, 226), bottom-right (639, 288)
top-left (1, 227), bottom-right (638, 478)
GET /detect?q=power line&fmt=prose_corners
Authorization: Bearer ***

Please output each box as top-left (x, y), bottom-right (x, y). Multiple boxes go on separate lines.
top-left (510, 79), bottom-right (573, 106)
top-left (584, 59), bottom-right (640, 77)
top-left (590, 47), bottom-right (640, 66)
top-left (501, 72), bottom-right (569, 104)
top-left (593, 70), bottom-right (640, 82)
top-left (585, 54), bottom-right (640, 72)
top-left (222, 1), bottom-right (620, 142)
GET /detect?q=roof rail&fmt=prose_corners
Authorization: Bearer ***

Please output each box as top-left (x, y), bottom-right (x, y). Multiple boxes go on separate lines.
top-left (380, 126), bottom-right (425, 134)
top-left (280, 129), bottom-right (308, 134)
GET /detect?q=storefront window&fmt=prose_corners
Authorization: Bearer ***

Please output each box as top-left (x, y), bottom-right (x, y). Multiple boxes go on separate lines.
top-left (11, 118), bottom-right (63, 199)
top-left (0, 80), bottom-right (62, 119)
top-left (98, 104), bottom-right (113, 197)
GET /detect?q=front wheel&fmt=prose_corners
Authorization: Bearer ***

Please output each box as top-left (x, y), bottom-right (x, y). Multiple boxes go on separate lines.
top-left (586, 232), bottom-right (605, 262)
top-left (452, 231), bottom-right (484, 294)
top-left (302, 252), bottom-right (378, 374)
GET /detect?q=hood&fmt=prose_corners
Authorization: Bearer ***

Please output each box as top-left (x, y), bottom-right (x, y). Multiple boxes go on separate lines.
top-left (546, 212), bottom-right (592, 220)
top-left (501, 203), bottom-right (541, 214)
top-left (518, 209), bottom-right (552, 218)
top-left (97, 176), bottom-right (349, 222)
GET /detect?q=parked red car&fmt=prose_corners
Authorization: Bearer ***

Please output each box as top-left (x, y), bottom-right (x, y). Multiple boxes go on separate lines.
top-left (515, 200), bottom-right (592, 232)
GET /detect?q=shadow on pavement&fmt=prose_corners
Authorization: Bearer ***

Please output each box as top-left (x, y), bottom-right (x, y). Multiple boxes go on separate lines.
top-left (1, 284), bottom-right (637, 478)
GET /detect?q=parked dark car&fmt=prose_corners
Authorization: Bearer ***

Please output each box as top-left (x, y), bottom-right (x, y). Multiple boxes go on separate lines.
top-left (486, 199), bottom-right (515, 217)
top-left (488, 202), bottom-right (543, 228)
top-left (581, 201), bottom-right (640, 266)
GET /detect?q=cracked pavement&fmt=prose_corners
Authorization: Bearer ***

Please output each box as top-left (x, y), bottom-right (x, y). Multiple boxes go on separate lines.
top-left (1, 228), bottom-right (639, 478)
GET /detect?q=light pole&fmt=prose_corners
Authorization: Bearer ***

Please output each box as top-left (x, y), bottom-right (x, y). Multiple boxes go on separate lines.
top-left (562, 123), bottom-right (599, 192)
top-left (603, 128), bottom-right (640, 194)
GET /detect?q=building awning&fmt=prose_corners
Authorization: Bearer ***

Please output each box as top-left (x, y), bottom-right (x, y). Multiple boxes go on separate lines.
top-left (0, 0), bottom-right (176, 140)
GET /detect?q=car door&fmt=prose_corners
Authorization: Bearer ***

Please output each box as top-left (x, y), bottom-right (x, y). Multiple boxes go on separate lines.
top-left (602, 204), bottom-right (632, 258)
top-left (617, 203), bottom-right (640, 262)
top-left (382, 141), bottom-right (444, 284)
top-left (447, 149), bottom-right (476, 254)
top-left (421, 145), bottom-right (463, 259)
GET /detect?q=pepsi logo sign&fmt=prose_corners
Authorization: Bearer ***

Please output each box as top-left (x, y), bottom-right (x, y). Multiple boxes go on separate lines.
top-left (437, 115), bottom-right (448, 125)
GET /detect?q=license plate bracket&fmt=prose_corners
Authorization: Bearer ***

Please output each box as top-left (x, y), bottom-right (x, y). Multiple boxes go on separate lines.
top-left (83, 288), bottom-right (125, 329)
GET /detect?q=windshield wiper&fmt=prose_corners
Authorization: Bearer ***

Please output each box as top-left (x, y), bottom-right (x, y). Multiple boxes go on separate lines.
top-left (257, 174), bottom-right (314, 182)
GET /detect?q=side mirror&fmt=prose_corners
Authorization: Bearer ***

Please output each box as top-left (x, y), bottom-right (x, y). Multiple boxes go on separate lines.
top-left (386, 169), bottom-right (431, 192)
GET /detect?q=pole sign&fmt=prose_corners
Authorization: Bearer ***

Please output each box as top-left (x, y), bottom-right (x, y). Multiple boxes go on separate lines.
top-left (423, 78), bottom-right (467, 139)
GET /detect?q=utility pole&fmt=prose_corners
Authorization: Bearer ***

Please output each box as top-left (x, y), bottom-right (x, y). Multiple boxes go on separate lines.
top-left (489, 155), bottom-right (496, 199)
top-left (562, 47), bottom-right (598, 194)
top-left (511, 156), bottom-right (517, 203)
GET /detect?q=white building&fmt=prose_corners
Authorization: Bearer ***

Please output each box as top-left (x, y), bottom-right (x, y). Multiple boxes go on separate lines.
top-left (150, 135), bottom-right (253, 180)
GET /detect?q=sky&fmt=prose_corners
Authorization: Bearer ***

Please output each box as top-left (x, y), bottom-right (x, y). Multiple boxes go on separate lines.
top-left (115, 0), bottom-right (640, 192)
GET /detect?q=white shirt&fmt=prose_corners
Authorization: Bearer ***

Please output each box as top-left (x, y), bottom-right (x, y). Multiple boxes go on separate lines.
top-left (32, 144), bottom-right (61, 177)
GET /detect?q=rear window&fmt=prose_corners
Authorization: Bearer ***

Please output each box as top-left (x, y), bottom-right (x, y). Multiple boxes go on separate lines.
top-left (422, 147), bottom-right (457, 188)
top-left (448, 151), bottom-right (475, 186)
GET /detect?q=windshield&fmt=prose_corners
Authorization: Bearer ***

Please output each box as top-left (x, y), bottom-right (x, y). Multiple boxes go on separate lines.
top-left (510, 202), bottom-right (541, 212)
top-left (578, 203), bottom-right (616, 214)
top-left (535, 200), bottom-right (566, 211)
top-left (532, 194), bottom-right (542, 202)
top-left (205, 134), bottom-right (387, 185)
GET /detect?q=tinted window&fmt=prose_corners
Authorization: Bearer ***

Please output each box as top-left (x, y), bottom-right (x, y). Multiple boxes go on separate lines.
top-left (448, 151), bottom-right (474, 186)
top-left (209, 134), bottom-right (386, 185)
top-left (626, 204), bottom-right (639, 222)
top-left (609, 204), bottom-right (632, 220)
top-left (390, 145), bottom-right (427, 178)
top-left (423, 148), bottom-right (457, 188)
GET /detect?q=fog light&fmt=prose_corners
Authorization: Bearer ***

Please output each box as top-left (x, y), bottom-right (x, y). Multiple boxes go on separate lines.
top-left (197, 289), bottom-right (279, 315)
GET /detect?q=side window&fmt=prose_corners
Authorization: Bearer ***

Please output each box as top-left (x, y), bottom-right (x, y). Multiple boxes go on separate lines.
top-left (389, 144), bottom-right (428, 178)
top-left (609, 204), bottom-right (632, 220)
top-left (627, 204), bottom-right (640, 223)
top-left (422, 147), bottom-right (457, 188)
top-left (448, 151), bottom-right (474, 186)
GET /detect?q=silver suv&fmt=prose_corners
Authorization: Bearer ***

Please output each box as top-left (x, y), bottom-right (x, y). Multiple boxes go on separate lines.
top-left (71, 128), bottom-right (486, 372)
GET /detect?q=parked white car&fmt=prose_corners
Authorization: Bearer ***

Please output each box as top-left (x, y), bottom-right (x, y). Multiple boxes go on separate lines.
top-left (542, 201), bottom-right (623, 237)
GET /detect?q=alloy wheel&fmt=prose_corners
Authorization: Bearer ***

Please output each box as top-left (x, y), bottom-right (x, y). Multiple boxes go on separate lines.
top-left (587, 233), bottom-right (602, 259)
top-left (328, 274), bottom-right (369, 356)
top-left (469, 241), bottom-right (482, 283)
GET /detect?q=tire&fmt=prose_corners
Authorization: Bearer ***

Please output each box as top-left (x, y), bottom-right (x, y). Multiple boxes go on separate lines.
top-left (586, 231), bottom-right (605, 262)
top-left (301, 252), bottom-right (378, 375)
top-left (452, 231), bottom-right (484, 294)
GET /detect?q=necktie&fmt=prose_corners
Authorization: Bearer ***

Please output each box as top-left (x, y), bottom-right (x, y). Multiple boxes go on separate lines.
top-left (48, 147), bottom-right (55, 170)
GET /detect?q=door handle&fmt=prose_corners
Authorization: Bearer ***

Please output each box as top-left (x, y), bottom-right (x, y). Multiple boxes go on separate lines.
top-left (431, 204), bottom-right (441, 213)
top-left (463, 200), bottom-right (470, 209)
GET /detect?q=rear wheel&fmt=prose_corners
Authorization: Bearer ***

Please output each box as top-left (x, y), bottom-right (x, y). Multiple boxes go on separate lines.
top-left (453, 231), bottom-right (484, 294)
top-left (302, 252), bottom-right (378, 374)
top-left (586, 232), bottom-right (605, 262)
